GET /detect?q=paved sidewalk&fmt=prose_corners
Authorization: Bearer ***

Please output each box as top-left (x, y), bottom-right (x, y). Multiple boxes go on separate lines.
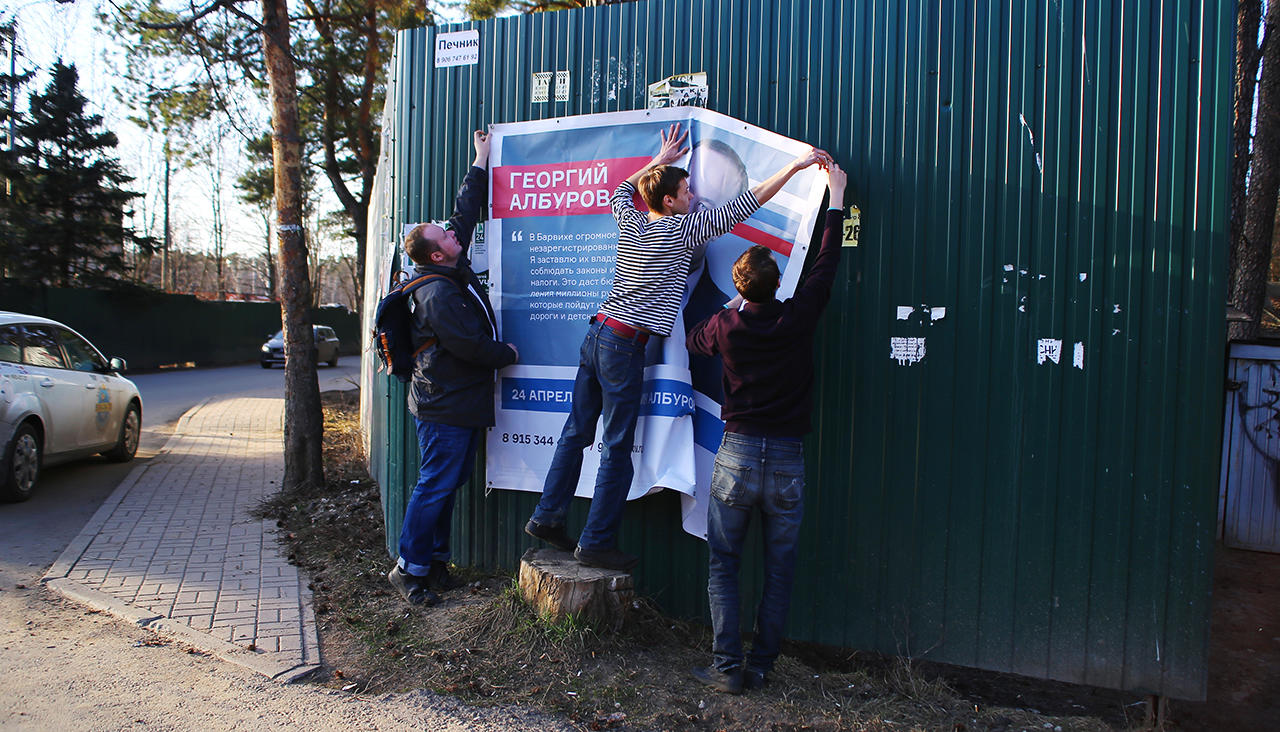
top-left (42, 396), bottom-right (319, 682)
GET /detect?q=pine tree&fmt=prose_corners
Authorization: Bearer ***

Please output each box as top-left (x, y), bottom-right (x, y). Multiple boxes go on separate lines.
top-left (8, 62), bottom-right (155, 287)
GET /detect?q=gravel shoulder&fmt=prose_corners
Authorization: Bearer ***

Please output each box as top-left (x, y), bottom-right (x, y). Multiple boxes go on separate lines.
top-left (0, 581), bottom-right (572, 731)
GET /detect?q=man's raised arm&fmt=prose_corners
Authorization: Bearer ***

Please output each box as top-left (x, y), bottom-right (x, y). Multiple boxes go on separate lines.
top-left (749, 147), bottom-right (832, 206)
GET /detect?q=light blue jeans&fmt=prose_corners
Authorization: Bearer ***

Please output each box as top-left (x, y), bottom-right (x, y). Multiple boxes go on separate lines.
top-left (706, 431), bottom-right (805, 676)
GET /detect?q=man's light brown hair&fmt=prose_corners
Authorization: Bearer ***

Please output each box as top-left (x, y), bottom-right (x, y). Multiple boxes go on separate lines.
top-left (637, 165), bottom-right (689, 213)
top-left (404, 223), bottom-right (440, 265)
top-left (732, 245), bottom-right (781, 303)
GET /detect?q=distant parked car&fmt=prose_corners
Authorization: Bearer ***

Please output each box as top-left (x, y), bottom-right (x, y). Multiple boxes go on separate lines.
top-left (260, 325), bottom-right (340, 368)
top-left (0, 312), bottom-right (142, 502)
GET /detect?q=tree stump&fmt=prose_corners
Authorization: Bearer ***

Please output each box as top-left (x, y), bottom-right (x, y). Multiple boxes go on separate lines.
top-left (518, 548), bottom-right (634, 631)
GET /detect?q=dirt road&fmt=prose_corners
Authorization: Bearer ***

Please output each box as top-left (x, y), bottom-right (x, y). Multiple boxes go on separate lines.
top-left (2, 548), bottom-right (571, 730)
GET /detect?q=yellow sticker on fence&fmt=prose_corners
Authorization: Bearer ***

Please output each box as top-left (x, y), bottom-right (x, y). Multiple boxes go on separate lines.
top-left (842, 205), bottom-right (861, 247)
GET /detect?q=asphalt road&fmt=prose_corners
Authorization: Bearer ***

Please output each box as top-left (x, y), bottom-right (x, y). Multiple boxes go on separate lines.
top-left (0, 360), bottom-right (360, 587)
top-left (0, 361), bottom-right (569, 730)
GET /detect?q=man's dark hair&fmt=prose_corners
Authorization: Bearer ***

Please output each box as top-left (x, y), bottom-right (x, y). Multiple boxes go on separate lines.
top-left (732, 245), bottom-right (781, 303)
top-left (404, 223), bottom-right (441, 265)
top-left (637, 165), bottom-right (689, 213)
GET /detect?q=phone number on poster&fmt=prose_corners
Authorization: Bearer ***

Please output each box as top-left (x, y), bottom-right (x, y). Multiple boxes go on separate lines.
top-left (500, 432), bottom-right (556, 446)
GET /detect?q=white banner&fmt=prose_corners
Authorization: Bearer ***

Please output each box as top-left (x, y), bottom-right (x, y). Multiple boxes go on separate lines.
top-left (485, 107), bottom-right (826, 538)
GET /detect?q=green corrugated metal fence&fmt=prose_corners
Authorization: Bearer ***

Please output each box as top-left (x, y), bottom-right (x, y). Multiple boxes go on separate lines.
top-left (363, 0), bottom-right (1231, 699)
top-left (1, 282), bottom-right (359, 369)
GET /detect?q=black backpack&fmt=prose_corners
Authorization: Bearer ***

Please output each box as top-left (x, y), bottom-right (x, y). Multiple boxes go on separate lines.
top-left (372, 273), bottom-right (450, 382)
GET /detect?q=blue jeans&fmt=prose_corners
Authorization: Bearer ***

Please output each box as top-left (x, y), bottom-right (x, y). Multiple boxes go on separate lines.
top-left (706, 431), bottom-right (805, 676)
top-left (531, 319), bottom-right (646, 552)
top-left (397, 418), bottom-right (480, 576)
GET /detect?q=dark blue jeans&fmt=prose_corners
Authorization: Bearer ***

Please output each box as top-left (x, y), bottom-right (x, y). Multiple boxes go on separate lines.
top-left (531, 319), bottom-right (646, 551)
top-left (397, 418), bottom-right (480, 576)
top-left (706, 431), bottom-right (805, 676)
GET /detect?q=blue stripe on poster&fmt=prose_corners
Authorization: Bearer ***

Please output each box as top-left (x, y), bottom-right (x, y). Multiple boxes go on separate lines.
top-left (694, 406), bottom-right (725, 452)
top-left (750, 206), bottom-right (797, 236)
top-left (501, 377), bottom-right (576, 412)
top-left (639, 378), bottom-right (696, 417)
top-left (501, 376), bottom-right (697, 417)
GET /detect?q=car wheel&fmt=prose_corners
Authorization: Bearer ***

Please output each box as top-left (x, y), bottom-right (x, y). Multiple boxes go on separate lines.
top-left (261, 361), bottom-right (272, 369)
top-left (328, 353), bottom-right (338, 367)
top-left (1, 422), bottom-right (40, 502)
top-left (103, 402), bottom-right (141, 463)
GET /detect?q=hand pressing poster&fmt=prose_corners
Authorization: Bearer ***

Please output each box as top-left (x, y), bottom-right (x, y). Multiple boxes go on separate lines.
top-left (485, 106), bottom-right (827, 538)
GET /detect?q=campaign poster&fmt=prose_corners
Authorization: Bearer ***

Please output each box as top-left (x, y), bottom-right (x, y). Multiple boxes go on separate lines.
top-left (485, 107), bottom-right (827, 537)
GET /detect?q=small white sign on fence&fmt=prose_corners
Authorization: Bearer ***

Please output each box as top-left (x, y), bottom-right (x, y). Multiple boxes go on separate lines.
top-left (435, 30), bottom-right (479, 68)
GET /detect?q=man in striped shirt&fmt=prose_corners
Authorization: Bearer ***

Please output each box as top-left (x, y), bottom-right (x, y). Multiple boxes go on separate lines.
top-left (525, 122), bottom-right (830, 571)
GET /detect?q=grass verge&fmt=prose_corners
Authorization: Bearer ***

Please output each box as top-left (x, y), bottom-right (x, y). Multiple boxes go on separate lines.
top-left (256, 391), bottom-right (1141, 731)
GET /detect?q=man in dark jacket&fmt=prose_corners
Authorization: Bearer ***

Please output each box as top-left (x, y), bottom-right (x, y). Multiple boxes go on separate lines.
top-left (388, 130), bottom-right (519, 607)
top-left (685, 163), bottom-right (846, 693)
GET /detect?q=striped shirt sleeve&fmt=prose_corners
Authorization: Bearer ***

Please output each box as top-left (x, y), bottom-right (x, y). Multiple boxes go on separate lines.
top-left (680, 190), bottom-right (761, 246)
top-left (610, 182), bottom-right (648, 235)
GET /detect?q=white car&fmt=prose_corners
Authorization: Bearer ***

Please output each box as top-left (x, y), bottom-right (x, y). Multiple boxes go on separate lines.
top-left (0, 312), bottom-right (142, 502)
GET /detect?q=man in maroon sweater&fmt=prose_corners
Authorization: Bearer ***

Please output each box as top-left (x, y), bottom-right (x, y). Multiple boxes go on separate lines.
top-left (685, 163), bottom-right (847, 694)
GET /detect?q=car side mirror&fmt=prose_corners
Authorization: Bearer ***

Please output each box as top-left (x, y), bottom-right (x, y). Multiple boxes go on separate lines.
top-left (109, 357), bottom-right (127, 373)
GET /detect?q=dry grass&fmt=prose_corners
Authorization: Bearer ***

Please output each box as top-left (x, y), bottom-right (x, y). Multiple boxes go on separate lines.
top-left (255, 392), bottom-right (1141, 731)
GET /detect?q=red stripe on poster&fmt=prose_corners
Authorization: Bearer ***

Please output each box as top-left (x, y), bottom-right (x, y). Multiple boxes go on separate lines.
top-left (730, 222), bottom-right (794, 258)
top-left (492, 157), bottom-right (651, 219)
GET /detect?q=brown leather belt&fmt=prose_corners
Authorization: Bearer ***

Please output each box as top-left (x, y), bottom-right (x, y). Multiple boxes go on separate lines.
top-left (593, 313), bottom-right (650, 344)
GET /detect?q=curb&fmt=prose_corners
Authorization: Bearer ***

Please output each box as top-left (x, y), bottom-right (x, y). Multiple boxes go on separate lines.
top-left (43, 462), bottom-right (150, 582)
top-left (45, 577), bottom-right (320, 682)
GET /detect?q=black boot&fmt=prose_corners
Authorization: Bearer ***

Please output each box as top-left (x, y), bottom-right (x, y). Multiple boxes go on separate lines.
top-left (692, 666), bottom-right (743, 694)
top-left (426, 560), bottom-right (465, 592)
top-left (387, 565), bottom-right (439, 607)
top-left (524, 520), bottom-right (577, 552)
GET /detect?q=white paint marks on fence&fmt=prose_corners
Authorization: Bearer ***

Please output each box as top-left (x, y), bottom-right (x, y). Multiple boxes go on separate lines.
top-left (890, 337), bottom-right (926, 366)
top-left (1037, 338), bottom-right (1063, 365)
top-left (1018, 112), bottom-right (1045, 174)
top-left (896, 306), bottom-right (913, 320)
top-left (1073, 342), bottom-right (1085, 369)
top-left (1079, 272), bottom-right (1088, 282)
top-left (930, 307), bottom-right (947, 321)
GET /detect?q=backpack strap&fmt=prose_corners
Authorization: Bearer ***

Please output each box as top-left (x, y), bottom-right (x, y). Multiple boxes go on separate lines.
top-left (400, 272), bottom-right (451, 295)
top-left (412, 337), bottom-right (437, 357)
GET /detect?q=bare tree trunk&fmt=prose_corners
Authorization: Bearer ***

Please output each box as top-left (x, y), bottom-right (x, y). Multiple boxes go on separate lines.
top-left (261, 0), bottom-right (323, 491)
top-left (1233, 2), bottom-right (1280, 342)
top-left (1231, 0), bottom-right (1263, 280)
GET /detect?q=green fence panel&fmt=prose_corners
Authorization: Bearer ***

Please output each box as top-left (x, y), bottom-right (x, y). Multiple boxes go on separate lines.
top-left (365, 0), bottom-right (1230, 699)
top-left (2, 282), bottom-right (360, 368)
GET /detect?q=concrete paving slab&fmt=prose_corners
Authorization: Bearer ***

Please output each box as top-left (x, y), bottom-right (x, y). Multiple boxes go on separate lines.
top-left (43, 397), bottom-right (320, 682)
